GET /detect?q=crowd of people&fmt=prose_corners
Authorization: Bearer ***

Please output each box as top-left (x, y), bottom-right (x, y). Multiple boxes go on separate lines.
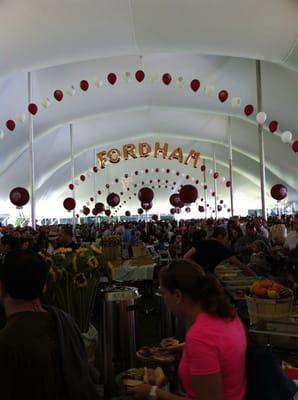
top-left (0, 214), bottom-right (297, 399)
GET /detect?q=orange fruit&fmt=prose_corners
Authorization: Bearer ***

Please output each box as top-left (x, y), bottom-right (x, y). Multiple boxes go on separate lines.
top-left (253, 287), bottom-right (268, 297)
top-left (259, 280), bottom-right (273, 289)
top-left (271, 283), bottom-right (283, 293)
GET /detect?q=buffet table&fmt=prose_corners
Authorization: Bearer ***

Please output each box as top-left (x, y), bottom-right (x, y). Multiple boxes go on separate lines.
top-left (113, 260), bottom-right (156, 282)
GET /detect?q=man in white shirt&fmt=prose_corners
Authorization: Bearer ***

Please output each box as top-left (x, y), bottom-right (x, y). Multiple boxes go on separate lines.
top-left (284, 215), bottom-right (298, 251)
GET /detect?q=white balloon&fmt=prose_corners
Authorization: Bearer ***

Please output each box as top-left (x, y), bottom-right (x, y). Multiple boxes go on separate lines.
top-left (66, 85), bottom-right (76, 96)
top-left (223, 204), bottom-right (227, 208)
top-left (74, 180), bottom-right (79, 186)
top-left (281, 130), bottom-right (293, 143)
top-left (0, 130), bottom-right (4, 140)
top-left (93, 77), bottom-right (102, 87)
top-left (221, 176), bottom-right (226, 182)
top-left (209, 169), bottom-right (213, 174)
top-left (41, 98), bottom-right (51, 108)
top-left (124, 72), bottom-right (131, 83)
top-left (15, 112), bottom-right (26, 123)
top-left (86, 202), bottom-right (90, 206)
top-left (231, 97), bottom-right (242, 108)
top-left (204, 85), bottom-right (215, 96)
top-left (256, 112), bottom-right (267, 124)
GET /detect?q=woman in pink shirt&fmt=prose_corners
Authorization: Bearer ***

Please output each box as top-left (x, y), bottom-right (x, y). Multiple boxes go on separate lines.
top-left (130, 260), bottom-right (247, 400)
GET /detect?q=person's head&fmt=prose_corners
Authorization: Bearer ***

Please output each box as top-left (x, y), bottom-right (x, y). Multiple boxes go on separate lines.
top-left (0, 250), bottom-right (48, 302)
top-left (270, 224), bottom-right (287, 246)
top-left (48, 230), bottom-right (59, 249)
top-left (0, 234), bottom-right (21, 255)
top-left (245, 222), bottom-right (257, 237)
top-left (159, 260), bottom-right (236, 321)
top-left (212, 226), bottom-right (227, 245)
top-left (250, 240), bottom-right (269, 254)
top-left (59, 226), bottom-right (73, 246)
top-left (192, 229), bottom-right (207, 245)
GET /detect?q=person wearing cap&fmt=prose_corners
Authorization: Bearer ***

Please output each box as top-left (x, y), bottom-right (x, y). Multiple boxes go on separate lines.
top-left (47, 231), bottom-right (59, 254)
top-left (0, 249), bottom-right (100, 400)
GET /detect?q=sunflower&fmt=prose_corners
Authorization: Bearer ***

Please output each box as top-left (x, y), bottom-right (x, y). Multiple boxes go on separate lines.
top-left (87, 256), bottom-right (99, 269)
top-left (90, 244), bottom-right (102, 254)
top-left (73, 273), bottom-right (88, 288)
top-left (44, 256), bottom-right (55, 270)
top-left (63, 248), bottom-right (73, 254)
top-left (48, 266), bottom-right (58, 282)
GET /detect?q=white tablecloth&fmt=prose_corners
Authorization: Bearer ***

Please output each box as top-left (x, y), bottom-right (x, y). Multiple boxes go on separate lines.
top-left (113, 260), bottom-right (156, 282)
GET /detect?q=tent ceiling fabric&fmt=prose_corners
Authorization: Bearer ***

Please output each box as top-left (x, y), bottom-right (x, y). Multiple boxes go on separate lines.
top-left (0, 1), bottom-right (297, 217)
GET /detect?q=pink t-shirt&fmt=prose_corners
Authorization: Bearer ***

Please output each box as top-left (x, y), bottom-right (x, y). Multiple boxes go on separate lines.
top-left (179, 312), bottom-right (247, 400)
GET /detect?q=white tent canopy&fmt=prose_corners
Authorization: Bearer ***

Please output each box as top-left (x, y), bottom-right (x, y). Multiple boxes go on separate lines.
top-left (0, 1), bottom-right (297, 219)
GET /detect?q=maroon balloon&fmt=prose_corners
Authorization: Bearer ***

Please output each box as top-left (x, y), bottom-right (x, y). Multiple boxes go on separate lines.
top-left (106, 184), bottom-right (110, 189)
top-left (6, 120), bottom-right (15, 131)
top-left (125, 210), bottom-right (131, 217)
top-left (219, 199), bottom-right (224, 204)
top-left (198, 205), bottom-right (205, 213)
top-left (217, 205), bottom-right (222, 212)
top-left (175, 207), bottom-right (181, 214)
top-left (107, 193), bottom-right (120, 207)
top-left (145, 169), bottom-right (149, 173)
top-left (155, 168), bottom-right (159, 173)
top-left (190, 79), bottom-right (200, 92)
top-left (28, 103), bottom-right (38, 115)
top-left (135, 170), bottom-right (139, 175)
top-left (83, 207), bottom-right (90, 216)
top-left (107, 73), bottom-right (117, 85)
top-left (179, 185), bottom-right (198, 204)
top-left (90, 197), bottom-right (94, 202)
top-left (200, 165), bottom-right (206, 172)
top-left (138, 187), bottom-right (154, 203)
top-left (135, 70), bottom-right (145, 82)
top-left (63, 197), bottom-right (76, 211)
top-left (218, 90), bottom-right (229, 103)
top-left (95, 202), bottom-right (105, 213)
top-left (169, 193), bottom-right (181, 207)
top-left (137, 208), bottom-right (144, 215)
top-left (162, 73), bottom-right (172, 85)
top-left (211, 192), bottom-right (215, 197)
top-left (105, 209), bottom-right (111, 216)
top-left (292, 140), bottom-right (298, 153)
top-left (76, 214), bottom-right (80, 218)
top-left (200, 198), bottom-right (204, 202)
top-left (227, 208), bottom-right (231, 213)
top-left (185, 175), bottom-right (190, 180)
top-left (269, 120), bottom-right (279, 133)
top-left (213, 172), bottom-right (219, 179)
top-left (226, 181), bottom-right (232, 188)
top-left (185, 207), bottom-right (191, 213)
top-left (270, 184), bottom-right (288, 201)
top-left (80, 175), bottom-right (85, 182)
top-left (93, 166), bottom-right (98, 173)
top-left (170, 208), bottom-right (176, 215)
top-left (176, 172), bottom-right (180, 176)
top-left (80, 80), bottom-right (89, 91)
top-left (92, 208), bottom-right (98, 216)
top-left (195, 179), bottom-right (199, 184)
top-left (53, 89), bottom-right (63, 102)
top-left (244, 104), bottom-right (254, 116)
top-left (97, 190), bottom-right (101, 195)
top-left (115, 178), bottom-right (119, 183)
top-left (166, 169), bottom-right (170, 173)
top-left (204, 184), bottom-right (208, 190)
top-left (9, 187), bottom-right (30, 207)
top-left (68, 183), bottom-right (74, 190)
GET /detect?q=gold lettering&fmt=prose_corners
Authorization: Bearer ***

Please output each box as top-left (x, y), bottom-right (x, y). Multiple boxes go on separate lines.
top-left (123, 144), bottom-right (137, 160)
top-left (154, 142), bottom-right (168, 159)
top-left (184, 149), bottom-right (200, 168)
top-left (168, 147), bottom-right (183, 163)
top-left (107, 148), bottom-right (121, 164)
top-left (97, 151), bottom-right (107, 168)
top-left (139, 142), bottom-right (151, 157)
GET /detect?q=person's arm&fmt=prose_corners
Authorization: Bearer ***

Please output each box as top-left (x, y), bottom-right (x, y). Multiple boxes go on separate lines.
top-left (229, 255), bottom-right (255, 275)
top-left (183, 246), bottom-right (196, 260)
top-left (129, 384), bottom-right (187, 400)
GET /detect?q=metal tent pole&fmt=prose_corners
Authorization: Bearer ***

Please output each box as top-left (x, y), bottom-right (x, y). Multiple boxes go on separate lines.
top-left (213, 150), bottom-right (217, 219)
top-left (203, 159), bottom-right (207, 219)
top-left (227, 116), bottom-right (234, 216)
top-left (256, 60), bottom-right (267, 219)
top-left (28, 72), bottom-right (36, 229)
top-left (70, 123), bottom-right (76, 233)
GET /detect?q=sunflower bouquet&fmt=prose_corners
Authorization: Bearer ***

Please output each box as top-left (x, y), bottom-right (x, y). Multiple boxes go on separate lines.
top-left (41, 243), bottom-right (112, 333)
top-left (98, 232), bottom-right (122, 246)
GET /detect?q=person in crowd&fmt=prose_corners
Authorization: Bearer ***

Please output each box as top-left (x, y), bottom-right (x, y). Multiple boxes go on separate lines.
top-left (59, 226), bottom-right (80, 250)
top-left (184, 227), bottom-right (249, 274)
top-left (129, 260), bottom-right (247, 400)
top-left (248, 240), bottom-right (271, 275)
top-left (181, 223), bottom-right (196, 256)
top-left (46, 231), bottom-right (59, 254)
top-left (0, 249), bottom-right (100, 400)
top-left (270, 223), bottom-right (287, 247)
top-left (284, 214), bottom-right (298, 252)
top-left (254, 218), bottom-right (269, 239)
top-left (234, 222), bottom-right (271, 264)
top-left (227, 217), bottom-right (244, 251)
top-left (0, 234), bottom-right (21, 257)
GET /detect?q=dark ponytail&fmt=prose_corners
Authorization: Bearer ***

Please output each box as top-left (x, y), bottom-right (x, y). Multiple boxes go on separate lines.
top-left (159, 259), bottom-right (236, 320)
